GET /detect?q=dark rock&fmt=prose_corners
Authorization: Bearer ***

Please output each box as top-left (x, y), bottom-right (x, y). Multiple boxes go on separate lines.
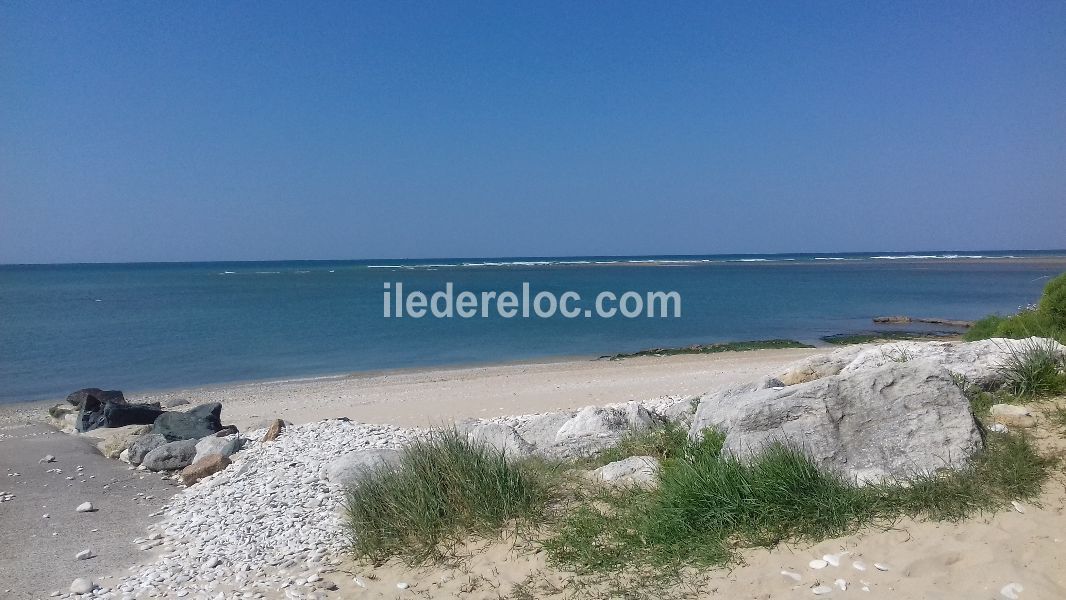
top-left (67, 388), bottom-right (125, 407)
top-left (141, 439), bottom-right (198, 471)
top-left (213, 425), bottom-right (239, 438)
top-left (76, 392), bottom-right (163, 433)
top-left (152, 403), bottom-right (224, 442)
top-left (128, 433), bottom-right (169, 466)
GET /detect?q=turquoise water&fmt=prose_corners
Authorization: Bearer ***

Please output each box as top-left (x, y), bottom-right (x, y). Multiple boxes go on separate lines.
top-left (1, 251), bottom-right (1063, 403)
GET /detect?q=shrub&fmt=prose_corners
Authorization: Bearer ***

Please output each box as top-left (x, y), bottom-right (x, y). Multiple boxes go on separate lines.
top-left (345, 429), bottom-right (558, 562)
top-left (964, 272), bottom-right (1066, 343)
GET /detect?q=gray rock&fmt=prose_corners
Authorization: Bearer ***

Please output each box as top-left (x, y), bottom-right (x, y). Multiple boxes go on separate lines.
top-left (79, 424), bottom-right (153, 459)
top-left (774, 346), bottom-right (866, 386)
top-left (141, 438), bottom-right (199, 472)
top-left (128, 433), bottom-right (169, 466)
top-left (192, 435), bottom-right (244, 464)
top-left (550, 403), bottom-right (659, 459)
top-left (514, 411), bottom-right (575, 449)
top-left (592, 456), bottom-right (660, 487)
top-left (69, 578), bottom-right (94, 594)
top-left (690, 359), bottom-right (982, 484)
top-left (320, 448), bottom-right (402, 487)
top-left (153, 402), bottom-right (224, 441)
top-left (465, 422), bottom-right (534, 458)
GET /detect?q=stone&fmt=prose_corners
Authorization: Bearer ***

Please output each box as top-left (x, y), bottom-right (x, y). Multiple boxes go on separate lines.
top-left (75, 548), bottom-right (93, 560)
top-left (70, 578), bottom-right (94, 594)
top-left (128, 434), bottom-right (169, 466)
top-left (690, 360), bottom-right (982, 484)
top-left (77, 393), bottom-right (163, 433)
top-left (193, 435), bottom-right (244, 464)
top-left (656, 397), bottom-right (700, 426)
top-left (465, 422), bottom-right (534, 458)
top-left (160, 398), bottom-right (190, 408)
top-left (990, 404), bottom-right (1037, 428)
top-left (76, 502), bottom-right (94, 512)
top-left (514, 411), bottom-right (575, 449)
top-left (141, 438), bottom-right (199, 471)
top-left (213, 424), bottom-right (239, 437)
top-left (320, 448), bottom-right (402, 487)
top-left (551, 403), bottom-right (659, 458)
top-left (153, 403), bottom-right (224, 442)
top-left (80, 424), bottom-right (153, 459)
top-left (774, 346), bottom-right (865, 386)
top-left (47, 404), bottom-right (78, 432)
top-left (40, 454), bottom-right (56, 463)
top-left (592, 456), bottom-right (660, 487)
top-left (261, 419), bottom-right (287, 442)
top-left (181, 454), bottom-right (231, 485)
top-left (67, 388), bottom-right (125, 407)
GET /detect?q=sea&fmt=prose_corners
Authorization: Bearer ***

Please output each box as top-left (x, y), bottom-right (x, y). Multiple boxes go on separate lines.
top-left (1, 250), bottom-right (1064, 404)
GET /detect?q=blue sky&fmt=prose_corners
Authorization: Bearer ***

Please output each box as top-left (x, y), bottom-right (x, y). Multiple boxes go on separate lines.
top-left (1, 2), bottom-right (1064, 263)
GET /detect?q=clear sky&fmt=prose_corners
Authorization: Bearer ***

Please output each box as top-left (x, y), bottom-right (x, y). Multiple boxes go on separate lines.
top-left (1, 2), bottom-right (1064, 264)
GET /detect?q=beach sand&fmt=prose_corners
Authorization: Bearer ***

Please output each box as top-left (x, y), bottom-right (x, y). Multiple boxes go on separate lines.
top-left (3, 348), bottom-right (1066, 599)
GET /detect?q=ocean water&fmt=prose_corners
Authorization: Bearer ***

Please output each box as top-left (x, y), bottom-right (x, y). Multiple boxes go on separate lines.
top-left (1, 251), bottom-right (1063, 404)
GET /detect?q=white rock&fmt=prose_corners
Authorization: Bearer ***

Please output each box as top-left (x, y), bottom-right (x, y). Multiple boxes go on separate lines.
top-left (76, 502), bottom-right (94, 512)
top-left (591, 456), bottom-right (660, 487)
top-left (811, 585), bottom-right (833, 595)
top-left (70, 578), bottom-right (94, 594)
top-left (75, 549), bottom-right (94, 560)
top-left (808, 559), bottom-right (828, 569)
top-left (852, 560), bottom-right (867, 571)
top-left (834, 578), bottom-right (847, 590)
top-left (1000, 582), bottom-right (1024, 599)
top-left (1011, 501), bottom-right (1026, 514)
top-left (874, 562), bottom-right (890, 571)
top-left (396, 582), bottom-right (409, 589)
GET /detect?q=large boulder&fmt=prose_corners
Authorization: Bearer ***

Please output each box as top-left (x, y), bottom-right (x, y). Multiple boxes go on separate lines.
top-left (153, 403), bottom-right (224, 442)
top-left (320, 448), bottom-right (402, 487)
top-left (837, 337), bottom-right (1066, 388)
top-left (79, 425), bottom-right (153, 459)
top-left (67, 388), bottom-right (124, 407)
top-left (141, 438), bottom-right (199, 471)
top-left (592, 456), bottom-right (661, 488)
top-left (76, 393), bottom-right (163, 433)
top-left (514, 411), bottom-right (575, 449)
top-left (128, 433), bottom-right (168, 466)
top-left (689, 359), bottom-right (982, 485)
top-left (192, 435), bottom-right (244, 464)
top-left (774, 346), bottom-right (866, 386)
top-left (464, 422), bottom-right (535, 458)
top-left (551, 403), bottom-right (659, 459)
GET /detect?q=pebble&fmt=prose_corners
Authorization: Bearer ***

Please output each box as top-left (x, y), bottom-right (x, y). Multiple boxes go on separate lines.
top-left (41, 455), bottom-right (57, 463)
top-left (809, 559), bottom-right (829, 569)
top-left (1000, 582), bottom-right (1024, 599)
top-left (874, 562), bottom-right (890, 571)
top-left (834, 578), bottom-right (847, 591)
top-left (69, 578), bottom-right (94, 594)
top-left (1011, 501), bottom-right (1026, 514)
top-left (75, 549), bottom-right (94, 560)
top-left (781, 570), bottom-right (802, 582)
top-left (397, 582), bottom-right (410, 590)
top-left (811, 585), bottom-right (833, 595)
top-left (76, 501), bottom-right (94, 512)
top-left (852, 560), bottom-right (866, 571)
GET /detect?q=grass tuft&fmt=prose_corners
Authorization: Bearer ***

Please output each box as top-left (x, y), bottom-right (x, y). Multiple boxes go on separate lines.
top-left (995, 338), bottom-right (1066, 398)
top-left (345, 429), bottom-right (559, 563)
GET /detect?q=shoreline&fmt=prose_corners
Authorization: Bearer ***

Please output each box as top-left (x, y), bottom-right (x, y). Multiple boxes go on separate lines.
top-left (0, 347), bottom-right (826, 430)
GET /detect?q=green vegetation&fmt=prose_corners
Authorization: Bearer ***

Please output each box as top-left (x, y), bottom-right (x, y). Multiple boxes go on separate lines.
top-left (995, 337), bottom-right (1066, 397)
top-left (606, 339), bottom-right (813, 360)
top-left (821, 330), bottom-right (960, 345)
top-left (964, 272), bottom-right (1066, 343)
top-left (544, 428), bottom-right (1051, 576)
top-left (344, 429), bottom-right (560, 563)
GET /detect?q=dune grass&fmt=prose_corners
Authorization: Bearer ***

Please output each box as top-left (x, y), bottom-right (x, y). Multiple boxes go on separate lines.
top-left (344, 429), bottom-right (560, 563)
top-left (543, 426), bottom-right (1051, 575)
top-left (964, 272), bottom-right (1066, 344)
top-left (995, 337), bottom-right (1066, 398)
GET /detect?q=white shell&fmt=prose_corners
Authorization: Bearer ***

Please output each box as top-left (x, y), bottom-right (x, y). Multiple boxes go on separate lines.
top-left (852, 560), bottom-right (867, 571)
top-left (811, 585), bottom-right (833, 595)
top-left (1011, 501), bottom-right (1026, 514)
top-left (781, 570), bottom-right (802, 582)
top-left (834, 578), bottom-right (847, 591)
top-left (874, 562), bottom-right (890, 571)
top-left (808, 559), bottom-right (829, 569)
top-left (1000, 583), bottom-right (1024, 600)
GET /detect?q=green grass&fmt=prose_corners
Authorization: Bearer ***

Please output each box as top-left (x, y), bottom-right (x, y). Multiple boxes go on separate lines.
top-left (544, 428), bottom-right (1052, 576)
top-left (606, 339), bottom-right (813, 359)
top-left (995, 337), bottom-right (1066, 398)
top-left (344, 429), bottom-right (561, 563)
top-left (821, 330), bottom-right (960, 345)
top-left (964, 272), bottom-right (1066, 344)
